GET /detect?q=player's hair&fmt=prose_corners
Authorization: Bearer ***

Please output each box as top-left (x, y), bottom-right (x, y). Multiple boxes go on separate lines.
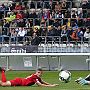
top-left (36, 68), bottom-right (43, 71)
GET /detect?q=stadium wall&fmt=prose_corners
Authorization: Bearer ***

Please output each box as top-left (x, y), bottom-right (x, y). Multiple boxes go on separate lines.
top-left (0, 54), bottom-right (90, 70)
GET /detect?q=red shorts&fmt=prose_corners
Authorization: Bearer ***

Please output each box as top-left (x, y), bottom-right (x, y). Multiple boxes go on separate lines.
top-left (10, 78), bottom-right (22, 86)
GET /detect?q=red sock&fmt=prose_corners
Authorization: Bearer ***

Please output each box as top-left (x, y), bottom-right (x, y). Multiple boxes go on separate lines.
top-left (1, 70), bottom-right (6, 82)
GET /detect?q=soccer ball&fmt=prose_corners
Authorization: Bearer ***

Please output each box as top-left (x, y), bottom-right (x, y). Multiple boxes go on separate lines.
top-left (59, 70), bottom-right (71, 83)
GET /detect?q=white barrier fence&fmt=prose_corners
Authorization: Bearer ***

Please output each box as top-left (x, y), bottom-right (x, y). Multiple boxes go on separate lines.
top-left (0, 53), bottom-right (90, 71)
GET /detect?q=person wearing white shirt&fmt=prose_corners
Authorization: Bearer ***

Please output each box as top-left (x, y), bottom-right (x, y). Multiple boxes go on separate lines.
top-left (17, 27), bottom-right (27, 43)
top-left (84, 28), bottom-right (90, 42)
top-left (18, 27), bottom-right (26, 37)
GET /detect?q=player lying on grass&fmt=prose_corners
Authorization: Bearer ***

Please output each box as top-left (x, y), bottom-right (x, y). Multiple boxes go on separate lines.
top-left (0, 67), bottom-right (58, 87)
top-left (75, 74), bottom-right (90, 85)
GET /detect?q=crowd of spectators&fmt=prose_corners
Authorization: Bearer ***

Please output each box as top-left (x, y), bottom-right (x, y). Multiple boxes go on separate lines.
top-left (0, 0), bottom-right (90, 45)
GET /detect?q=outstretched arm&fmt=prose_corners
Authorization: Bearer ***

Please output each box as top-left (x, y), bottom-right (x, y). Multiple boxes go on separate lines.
top-left (41, 80), bottom-right (53, 85)
top-left (36, 80), bottom-right (59, 87)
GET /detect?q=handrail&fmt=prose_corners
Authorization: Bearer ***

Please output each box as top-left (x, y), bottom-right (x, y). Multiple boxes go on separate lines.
top-left (0, 36), bottom-right (90, 53)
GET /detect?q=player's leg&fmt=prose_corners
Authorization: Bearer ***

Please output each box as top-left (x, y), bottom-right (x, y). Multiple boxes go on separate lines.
top-left (0, 81), bottom-right (11, 86)
top-left (0, 67), bottom-right (11, 86)
top-left (85, 74), bottom-right (90, 81)
top-left (0, 67), bottom-right (22, 86)
top-left (0, 67), bottom-right (7, 82)
top-left (0, 80), bottom-right (1, 86)
top-left (0, 78), bottom-right (23, 87)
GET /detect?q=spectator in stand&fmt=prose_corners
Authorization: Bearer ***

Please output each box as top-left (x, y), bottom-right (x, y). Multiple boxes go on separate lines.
top-left (24, 27), bottom-right (33, 45)
top-left (8, 28), bottom-right (17, 42)
top-left (77, 8), bottom-right (83, 18)
top-left (29, 19), bottom-right (33, 27)
top-left (31, 26), bottom-right (42, 45)
top-left (30, 1), bottom-right (35, 9)
top-left (17, 27), bottom-right (27, 42)
top-left (10, 20), bottom-right (17, 28)
top-left (1, 19), bottom-right (10, 42)
top-left (52, 11), bottom-right (64, 19)
top-left (47, 25), bottom-right (57, 42)
top-left (77, 18), bottom-right (84, 27)
top-left (55, 1), bottom-right (61, 12)
top-left (71, 9), bottom-right (77, 18)
top-left (84, 18), bottom-right (90, 27)
top-left (61, 0), bottom-right (70, 9)
top-left (67, 27), bottom-right (73, 42)
top-left (0, 4), bottom-right (9, 19)
top-left (14, 2), bottom-right (24, 11)
top-left (61, 25), bottom-right (67, 41)
top-left (9, 12), bottom-right (16, 22)
top-left (64, 10), bottom-right (71, 18)
top-left (33, 26), bottom-right (41, 36)
top-left (24, 10), bottom-right (29, 19)
top-left (17, 19), bottom-right (26, 27)
top-left (81, 0), bottom-right (90, 9)
top-left (17, 27), bottom-right (26, 37)
top-left (2, 19), bottom-right (10, 35)
top-left (67, 18), bottom-right (71, 28)
top-left (4, 12), bottom-right (16, 22)
top-left (29, 10), bottom-right (38, 19)
top-left (70, 30), bottom-right (79, 41)
top-left (40, 19), bottom-right (46, 28)
top-left (81, 0), bottom-right (90, 18)
top-left (26, 27), bottom-right (33, 37)
top-left (71, 20), bottom-right (78, 29)
top-left (44, 0), bottom-right (52, 9)
top-left (42, 10), bottom-right (51, 20)
top-left (37, 0), bottom-right (43, 9)
top-left (41, 27), bottom-right (47, 36)
top-left (56, 26), bottom-right (62, 37)
top-left (25, 19), bottom-right (30, 28)
top-left (84, 28), bottom-right (90, 42)
top-left (61, 0), bottom-right (70, 15)
top-left (47, 26), bottom-right (57, 36)
top-left (16, 11), bottom-right (23, 19)
top-left (53, 19), bottom-right (61, 28)
top-left (77, 28), bottom-right (83, 41)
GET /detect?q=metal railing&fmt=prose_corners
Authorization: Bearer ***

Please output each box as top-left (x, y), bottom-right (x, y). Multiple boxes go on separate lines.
top-left (0, 36), bottom-right (90, 53)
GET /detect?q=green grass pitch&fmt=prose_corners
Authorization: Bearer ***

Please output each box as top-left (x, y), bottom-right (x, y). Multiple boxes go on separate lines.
top-left (0, 71), bottom-right (90, 90)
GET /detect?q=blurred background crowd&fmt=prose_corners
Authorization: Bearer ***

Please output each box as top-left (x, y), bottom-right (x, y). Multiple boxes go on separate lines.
top-left (0, 0), bottom-right (90, 45)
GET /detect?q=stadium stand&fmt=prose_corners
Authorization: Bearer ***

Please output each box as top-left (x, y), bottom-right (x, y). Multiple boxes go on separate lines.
top-left (0, 0), bottom-right (90, 53)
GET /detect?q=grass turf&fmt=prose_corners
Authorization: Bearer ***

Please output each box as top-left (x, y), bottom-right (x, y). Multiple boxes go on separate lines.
top-left (0, 71), bottom-right (90, 90)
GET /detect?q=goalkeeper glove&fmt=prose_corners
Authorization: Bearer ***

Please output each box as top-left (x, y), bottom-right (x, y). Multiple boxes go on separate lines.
top-left (79, 79), bottom-right (89, 85)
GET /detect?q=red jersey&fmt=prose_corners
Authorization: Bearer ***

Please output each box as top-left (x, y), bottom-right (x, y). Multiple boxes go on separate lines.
top-left (10, 74), bottom-right (42, 86)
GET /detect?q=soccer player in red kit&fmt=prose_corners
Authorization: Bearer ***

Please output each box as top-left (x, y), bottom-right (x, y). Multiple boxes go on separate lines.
top-left (0, 67), bottom-right (58, 87)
